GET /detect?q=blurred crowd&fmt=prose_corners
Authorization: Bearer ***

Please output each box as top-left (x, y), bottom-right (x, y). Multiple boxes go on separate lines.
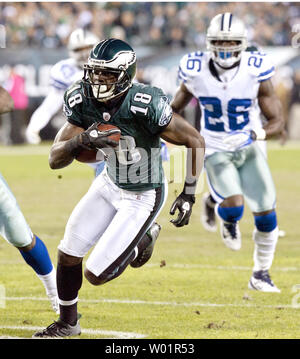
top-left (0, 2), bottom-right (299, 49)
top-left (1, 2), bottom-right (300, 143)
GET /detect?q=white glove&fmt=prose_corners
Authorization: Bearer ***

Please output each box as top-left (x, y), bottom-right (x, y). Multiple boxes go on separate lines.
top-left (223, 130), bottom-right (256, 151)
top-left (25, 128), bottom-right (41, 144)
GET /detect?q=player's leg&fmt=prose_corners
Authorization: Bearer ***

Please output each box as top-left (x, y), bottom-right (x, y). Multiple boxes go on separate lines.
top-left (0, 175), bottom-right (58, 312)
top-left (201, 188), bottom-right (217, 232)
top-left (33, 173), bottom-right (119, 338)
top-left (84, 181), bottom-right (167, 285)
top-left (205, 152), bottom-right (244, 250)
top-left (93, 160), bottom-right (162, 265)
top-left (249, 210), bottom-right (280, 292)
top-left (240, 144), bottom-right (280, 292)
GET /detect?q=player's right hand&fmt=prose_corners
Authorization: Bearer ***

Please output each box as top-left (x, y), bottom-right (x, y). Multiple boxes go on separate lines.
top-left (80, 123), bottom-right (119, 149)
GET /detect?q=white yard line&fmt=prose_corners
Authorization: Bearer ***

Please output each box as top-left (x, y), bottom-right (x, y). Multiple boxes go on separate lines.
top-left (3, 296), bottom-right (294, 309)
top-left (1, 261), bottom-right (299, 272)
top-left (0, 325), bottom-right (146, 339)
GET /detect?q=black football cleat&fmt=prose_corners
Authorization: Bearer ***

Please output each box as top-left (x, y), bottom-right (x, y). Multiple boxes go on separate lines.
top-left (32, 315), bottom-right (81, 338)
top-left (130, 223), bottom-right (161, 268)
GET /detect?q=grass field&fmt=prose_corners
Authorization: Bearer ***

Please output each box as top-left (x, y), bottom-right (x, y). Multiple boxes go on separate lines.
top-left (0, 141), bottom-right (300, 339)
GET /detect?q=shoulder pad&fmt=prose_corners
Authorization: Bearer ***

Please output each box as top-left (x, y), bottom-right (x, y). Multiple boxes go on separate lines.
top-left (65, 81), bottom-right (83, 98)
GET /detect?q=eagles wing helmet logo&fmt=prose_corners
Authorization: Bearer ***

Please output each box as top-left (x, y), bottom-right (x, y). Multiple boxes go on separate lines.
top-left (88, 51), bottom-right (136, 69)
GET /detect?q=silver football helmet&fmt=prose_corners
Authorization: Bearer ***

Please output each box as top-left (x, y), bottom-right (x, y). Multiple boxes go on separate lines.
top-left (68, 28), bottom-right (100, 68)
top-left (206, 13), bottom-right (248, 68)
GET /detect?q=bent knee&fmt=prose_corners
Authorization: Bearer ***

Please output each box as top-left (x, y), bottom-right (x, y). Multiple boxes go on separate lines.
top-left (84, 267), bottom-right (107, 286)
top-left (221, 195), bottom-right (244, 207)
top-left (58, 249), bottom-right (83, 266)
top-left (217, 201), bottom-right (244, 223)
top-left (254, 210), bottom-right (277, 232)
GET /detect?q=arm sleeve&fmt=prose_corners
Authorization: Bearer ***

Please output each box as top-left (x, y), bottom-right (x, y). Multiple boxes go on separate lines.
top-left (145, 90), bottom-right (173, 135)
top-left (50, 61), bottom-right (76, 91)
top-left (27, 87), bottom-right (64, 133)
top-left (256, 54), bottom-right (275, 83)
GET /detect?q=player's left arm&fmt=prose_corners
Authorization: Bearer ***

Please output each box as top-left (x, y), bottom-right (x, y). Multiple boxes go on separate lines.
top-left (160, 113), bottom-right (205, 227)
top-left (258, 79), bottom-right (285, 139)
top-left (0, 86), bottom-right (14, 114)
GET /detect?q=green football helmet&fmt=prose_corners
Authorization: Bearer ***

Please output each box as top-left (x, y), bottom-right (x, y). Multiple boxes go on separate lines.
top-left (83, 38), bottom-right (137, 102)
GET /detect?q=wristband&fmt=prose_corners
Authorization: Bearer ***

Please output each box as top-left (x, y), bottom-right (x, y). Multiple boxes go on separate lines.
top-left (183, 180), bottom-right (197, 197)
top-left (253, 128), bottom-right (266, 141)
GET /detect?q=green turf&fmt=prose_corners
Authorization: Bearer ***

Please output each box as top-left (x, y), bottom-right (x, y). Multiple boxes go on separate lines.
top-left (0, 141), bottom-right (300, 339)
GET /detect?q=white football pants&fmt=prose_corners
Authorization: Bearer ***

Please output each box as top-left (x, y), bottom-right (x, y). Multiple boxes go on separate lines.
top-left (58, 171), bottom-right (167, 276)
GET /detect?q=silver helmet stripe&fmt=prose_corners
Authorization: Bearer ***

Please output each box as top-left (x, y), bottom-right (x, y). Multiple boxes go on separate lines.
top-left (92, 39), bottom-right (110, 58)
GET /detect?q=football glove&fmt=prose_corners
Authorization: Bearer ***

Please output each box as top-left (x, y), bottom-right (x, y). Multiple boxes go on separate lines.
top-left (170, 192), bottom-right (195, 227)
top-left (223, 130), bottom-right (257, 151)
top-left (80, 123), bottom-right (119, 149)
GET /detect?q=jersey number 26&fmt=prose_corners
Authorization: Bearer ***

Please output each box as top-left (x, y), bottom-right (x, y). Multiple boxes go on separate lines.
top-left (199, 97), bottom-right (252, 132)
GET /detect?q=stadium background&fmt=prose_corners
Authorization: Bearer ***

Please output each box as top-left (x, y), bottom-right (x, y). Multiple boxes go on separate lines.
top-left (0, 1), bottom-right (299, 144)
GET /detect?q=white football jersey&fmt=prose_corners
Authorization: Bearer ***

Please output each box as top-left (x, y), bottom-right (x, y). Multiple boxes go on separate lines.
top-left (178, 51), bottom-right (275, 156)
top-left (50, 58), bottom-right (83, 91)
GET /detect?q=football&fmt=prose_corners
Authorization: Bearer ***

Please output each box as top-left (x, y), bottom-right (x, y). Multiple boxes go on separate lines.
top-left (75, 123), bottom-right (121, 163)
top-left (76, 148), bottom-right (98, 163)
top-left (97, 123), bottom-right (121, 142)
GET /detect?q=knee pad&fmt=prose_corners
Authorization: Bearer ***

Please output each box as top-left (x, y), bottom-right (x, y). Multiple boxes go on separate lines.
top-left (217, 205), bottom-right (244, 223)
top-left (254, 211), bottom-right (277, 232)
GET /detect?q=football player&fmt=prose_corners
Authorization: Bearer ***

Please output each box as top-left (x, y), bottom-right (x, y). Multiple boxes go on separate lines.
top-left (25, 28), bottom-right (99, 145)
top-left (0, 86), bottom-right (58, 313)
top-left (172, 13), bottom-right (284, 292)
top-left (33, 38), bottom-right (204, 338)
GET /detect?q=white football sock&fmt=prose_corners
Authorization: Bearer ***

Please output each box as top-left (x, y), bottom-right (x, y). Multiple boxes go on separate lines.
top-left (37, 267), bottom-right (57, 297)
top-left (253, 227), bottom-right (279, 272)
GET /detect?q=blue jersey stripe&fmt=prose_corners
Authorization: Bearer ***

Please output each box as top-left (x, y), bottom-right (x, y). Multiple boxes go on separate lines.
top-left (258, 76), bottom-right (273, 82)
top-left (50, 77), bottom-right (69, 90)
top-left (178, 66), bottom-right (187, 79)
top-left (258, 67), bottom-right (275, 78)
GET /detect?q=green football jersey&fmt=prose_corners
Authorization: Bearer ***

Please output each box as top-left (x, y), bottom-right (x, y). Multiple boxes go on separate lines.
top-left (63, 82), bottom-right (173, 191)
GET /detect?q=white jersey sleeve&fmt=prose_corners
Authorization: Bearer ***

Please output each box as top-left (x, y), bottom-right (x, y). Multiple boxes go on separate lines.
top-left (25, 58), bottom-right (83, 143)
top-left (246, 51), bottom-right (275, 83)
top-left (178, 51), bottom-right (204, 96)
top-left (50, 58), bottom-right (82, 91)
